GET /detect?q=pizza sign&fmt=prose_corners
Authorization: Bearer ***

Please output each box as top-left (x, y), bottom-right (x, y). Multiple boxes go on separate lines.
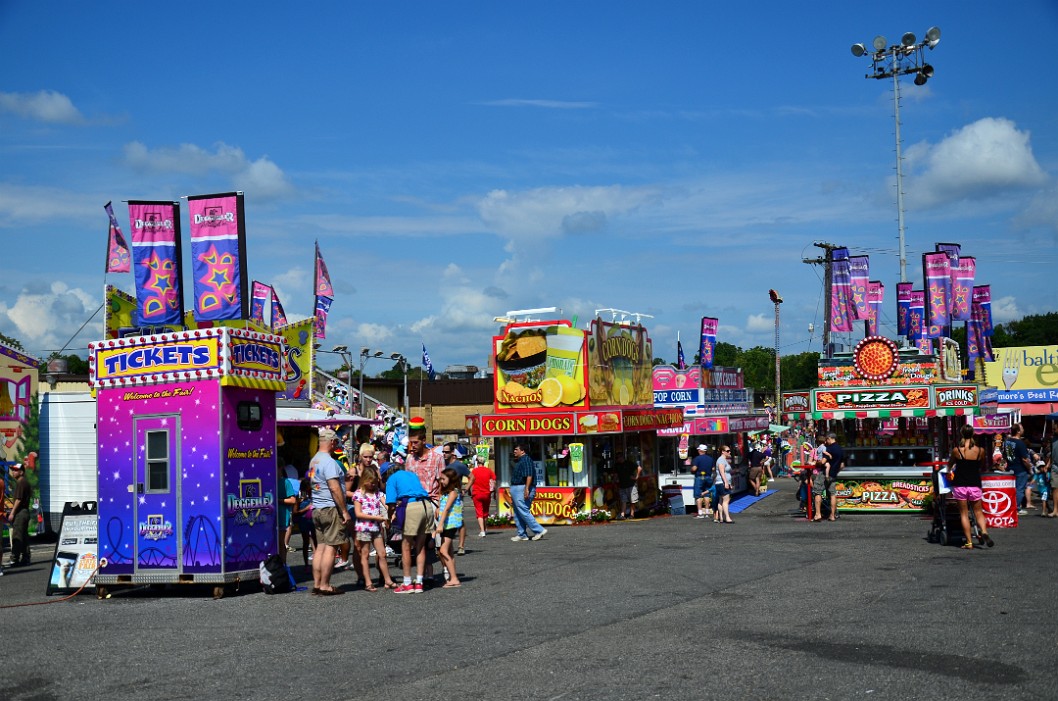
top-left (853, 336), bottom-right (899, 382)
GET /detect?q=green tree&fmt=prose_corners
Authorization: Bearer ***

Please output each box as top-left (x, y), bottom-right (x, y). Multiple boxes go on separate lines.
top-left (0, 332), bottom-right (25, 352)
top-left (738, 346), bottom-right (775, 392)
top-left (781, 351), bottom-right (820, 390)
top-left (713, 342), bottom-right (739, 367)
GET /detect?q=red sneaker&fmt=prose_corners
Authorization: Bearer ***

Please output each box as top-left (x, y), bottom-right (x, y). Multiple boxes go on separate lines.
top-left (393, 584), bottom-right (415, 594)
top-left (413, 583), bottom-right (424, 593)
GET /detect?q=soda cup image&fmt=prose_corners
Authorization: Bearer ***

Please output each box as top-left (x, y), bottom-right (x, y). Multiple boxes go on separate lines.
top-left (569, 443), bottom-right (584, 473)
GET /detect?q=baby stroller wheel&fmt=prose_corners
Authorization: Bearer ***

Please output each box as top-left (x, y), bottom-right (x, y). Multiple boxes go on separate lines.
top-left (938, 530), bottom-right (949, 547)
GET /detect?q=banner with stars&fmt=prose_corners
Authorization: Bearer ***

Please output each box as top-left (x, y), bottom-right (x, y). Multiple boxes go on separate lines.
top-left (128, 201), bottom-right (184, 326)
top-left (188, 193), bottom-right (248, 322)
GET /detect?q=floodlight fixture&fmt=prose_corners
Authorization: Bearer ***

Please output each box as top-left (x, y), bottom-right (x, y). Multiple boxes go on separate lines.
top-left (850, 25), bottom-right (942, 283)
top-left (331, 344), bottom-right (348, 353)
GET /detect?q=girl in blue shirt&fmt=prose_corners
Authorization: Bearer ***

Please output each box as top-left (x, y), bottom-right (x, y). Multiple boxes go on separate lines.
top-left (434, 467), bottom-right (463, 588)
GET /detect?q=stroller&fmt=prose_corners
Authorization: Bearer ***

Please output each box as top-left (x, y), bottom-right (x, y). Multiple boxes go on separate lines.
top-left (926, 465), bottom-right (979, 546)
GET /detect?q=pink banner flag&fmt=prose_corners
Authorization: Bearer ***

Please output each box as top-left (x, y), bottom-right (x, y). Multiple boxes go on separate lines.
top-left (104, 202), bottom-right (131, 273)
top-left (314, 296), bottom-right (333, 339)
top-left (829, 248), bottom-right (853, 333)
top-left (128, 201), bottom-right (183, 326)
top-left (315, 242), bottom-right (334, 298)
top-left (950, 257), bottom-right (975, 322)
top-left (848, 255), bottom-right (870, 321)
top-left (866, 281), bottom-right (884, 336)
top-left (923, 252), bottom-right (951, 329)
top-left (699, 317), bottom-right (718, 369)
top-left (251, 281), bottom-right (270, 325)
top-left (188, 193), bottom-right (247, 322)
top-left (271, 288), bottom-right (288, 328)
top-left (908, 290), bottom-right (925, 341)
top-left (896, 282), bottom-right (913, 337)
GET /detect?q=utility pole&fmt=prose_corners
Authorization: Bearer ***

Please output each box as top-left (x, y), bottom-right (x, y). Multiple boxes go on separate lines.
top-left (803, 241), bottom-right (842, 358)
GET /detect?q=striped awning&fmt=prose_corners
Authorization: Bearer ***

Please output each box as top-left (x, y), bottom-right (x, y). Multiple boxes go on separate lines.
top-left (816, 407), bottom-right (978, 420)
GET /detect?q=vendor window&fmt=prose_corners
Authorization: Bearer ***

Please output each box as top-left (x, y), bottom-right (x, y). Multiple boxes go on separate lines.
top-left (145, 430), bottom-right (170, 493)
top-left (237, 401), bottom-right (263, 431)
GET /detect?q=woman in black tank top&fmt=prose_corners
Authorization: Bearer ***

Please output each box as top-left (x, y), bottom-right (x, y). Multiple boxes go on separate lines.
top-left (948, 424), bottom-right (994, 549)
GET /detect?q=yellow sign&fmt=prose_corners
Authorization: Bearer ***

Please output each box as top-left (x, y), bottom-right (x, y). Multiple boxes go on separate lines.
top-left (985, 345), bottom-right (1058, 393)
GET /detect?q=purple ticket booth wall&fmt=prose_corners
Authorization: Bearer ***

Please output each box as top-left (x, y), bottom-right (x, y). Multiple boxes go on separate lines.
top-left (89, 327), bottom-right (286, 588)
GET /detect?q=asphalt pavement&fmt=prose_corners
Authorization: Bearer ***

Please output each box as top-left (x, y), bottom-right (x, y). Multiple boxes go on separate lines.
top-left (2, 479), bottom-right (1055, 701)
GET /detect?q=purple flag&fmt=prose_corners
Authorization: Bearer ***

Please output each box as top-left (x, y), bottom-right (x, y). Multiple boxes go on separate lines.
top-left (250, 281), bottom-right (270, 325)
top-left (950, 257), bottom-right (976, 322)
top-left (677, 339), bottom-right (686, 370)
top-left (314, 296), bottom-right (333, 339)
top-left (699, 317), bottom-right (718, 369)
top-left (916, 337), bottom-right (934, 354)
top-left (866, 281), bottom-right (884, 336)
top-left (908, 290), bottom-right (925, 341)
top-left (271, 288), bottom-right (288, 329)
top-left (104, 202), bottom-right (131, 273)
top-left (973, 285), bottom-right (994, 338)
top-left (128, 201), bottom-right (183, 326)
top-left (923, 252), bottom-right (951, 329)
top-left (896, 282), bottom-right (913, 337)
top-left (936, 242), bottom-right (961, 314)
top-left (830, 248), bottom-right (853, 333)
top-left (848, 255), bottom-right (870, 321)
top-left (315, 242), bottom-right (334, 299)
top-left (188, 193), bottom-right (247, 322)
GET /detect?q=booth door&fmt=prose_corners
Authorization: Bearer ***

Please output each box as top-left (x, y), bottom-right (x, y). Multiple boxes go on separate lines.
top-left (133, 416), bottom-right (181, 572)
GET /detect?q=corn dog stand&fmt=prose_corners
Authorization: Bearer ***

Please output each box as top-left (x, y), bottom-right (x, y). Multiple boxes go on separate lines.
top-left (481, 318), bottom-right (683, 523)
top-left (783, 337), bottom-right (985, 513)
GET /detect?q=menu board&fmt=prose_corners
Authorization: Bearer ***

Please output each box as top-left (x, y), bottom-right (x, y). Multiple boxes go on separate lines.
top-left (46, 502), bottom-right (99, 596)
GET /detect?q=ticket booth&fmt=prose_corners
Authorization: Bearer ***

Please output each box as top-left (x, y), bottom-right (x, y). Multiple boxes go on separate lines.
top-left (89, 327), bottom-right (286, 596)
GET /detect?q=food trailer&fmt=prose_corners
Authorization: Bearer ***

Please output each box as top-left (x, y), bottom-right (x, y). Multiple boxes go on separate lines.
top-left (783, 336), bottom-right (983, 513)
top-left (89, 327), bottom-right (286, 597)
top-left (482, 318), bottom-right (683, 523)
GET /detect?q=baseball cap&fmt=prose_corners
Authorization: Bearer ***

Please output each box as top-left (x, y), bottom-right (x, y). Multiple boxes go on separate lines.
top-left (697, 444), bottom-right (708, 451)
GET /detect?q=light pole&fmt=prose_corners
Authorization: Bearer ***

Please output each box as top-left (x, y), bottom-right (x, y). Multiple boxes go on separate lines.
top-left (851, 26), bottom-right (941, 283)
top-left (769, 290), bottom-right (783, 415)
top-left (328, 345), bottom-right (353, 413)
top-left (391, 353), bottom-right (409, 422)
top-left (361, 348), bottom-right (408, 421)
top-left (358, 347), bottom-right (384, 415)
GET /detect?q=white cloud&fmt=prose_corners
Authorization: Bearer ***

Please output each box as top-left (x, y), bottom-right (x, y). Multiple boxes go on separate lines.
top-left (355, 323), bottom-right (395, 348)
top-left (0, 90), bottom-right (83, 124)
top-left (0, 282), bottom-right (100, 353)
top-left (123, 141), bottom-right (294, 199)
top-left (991, 295), bottom-right (1021, 324)
top-left (904, 117), bottom-right (1048, 208)
top-left (0, 184), bottom-right (99, 225)
top-left (745, 313), bottom-right (773, 333)
top-left (476, 185), bottom-right (657, 246)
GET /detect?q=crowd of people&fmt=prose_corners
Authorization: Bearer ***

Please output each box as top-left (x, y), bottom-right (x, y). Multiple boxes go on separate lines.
top-left (280, 419), bottom-right (510, 595)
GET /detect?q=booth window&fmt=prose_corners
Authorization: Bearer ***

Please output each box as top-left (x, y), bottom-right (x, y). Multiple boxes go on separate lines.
top-left (237, 401), bottom-right (263, 431)
top-left (145, 430), bottom-right (170, 493)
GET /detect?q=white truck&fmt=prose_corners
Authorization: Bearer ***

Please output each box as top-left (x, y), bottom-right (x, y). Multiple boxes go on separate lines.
top-left (39, 391), bottom-right (97, 532)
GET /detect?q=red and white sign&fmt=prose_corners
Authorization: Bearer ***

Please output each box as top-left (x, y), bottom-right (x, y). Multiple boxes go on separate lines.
top-left (981, 474), bottom-right (1018, 529)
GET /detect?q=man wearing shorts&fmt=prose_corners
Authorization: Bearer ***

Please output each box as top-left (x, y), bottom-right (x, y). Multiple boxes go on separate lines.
top-left (310, 428), bottom-right (351, 595)
top-left (385, 464), bottom-right (434, 593)
top-left (691, 445), bottom-right (714, 518)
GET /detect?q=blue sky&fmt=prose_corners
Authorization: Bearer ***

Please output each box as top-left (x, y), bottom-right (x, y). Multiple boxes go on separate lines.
top-left (2, 2), bottom-right (1056, 373)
